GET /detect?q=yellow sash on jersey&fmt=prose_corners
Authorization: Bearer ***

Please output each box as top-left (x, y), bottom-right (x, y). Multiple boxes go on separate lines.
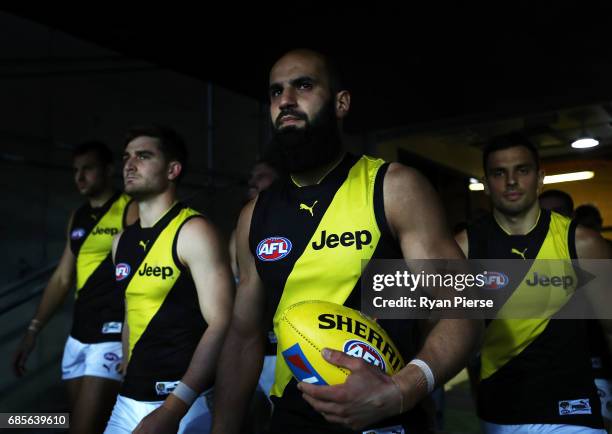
top-left (124, 207), bottom-right (199, 362)
top-left (76, 194), bottom-right (130, 295)
top-left (271, 156), bottom-right (385, 397)
top-left (481, 212), bottom-right (577, 379)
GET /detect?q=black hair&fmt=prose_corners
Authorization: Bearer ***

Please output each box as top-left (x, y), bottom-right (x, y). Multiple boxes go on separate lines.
top-left (539, 189), bottom-right (574, 217)
top-left (483, 132), bottom-right (540, 174)
top-left (72, 141), bottom-right (113, 166)
top-left (124, 125), bottom-right (188, 182)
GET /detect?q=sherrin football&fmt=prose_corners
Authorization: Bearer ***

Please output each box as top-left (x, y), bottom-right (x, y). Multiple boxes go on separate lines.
top-left (277, 300), bottom-right (405, 385)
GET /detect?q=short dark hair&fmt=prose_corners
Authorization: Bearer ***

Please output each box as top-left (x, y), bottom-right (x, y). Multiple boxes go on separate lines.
top-left (574, 204), bottom-right (603, 231)
top-left (124, 125), bottom-right (188, 181)
top-left (539, 189), bottom-right (574, 217)
top-left (482, 132), bottom-right (540, 174)
top-left (274, 49), bottom-right (346, 95)
top-left (72, 141), bottom-right (113, 166)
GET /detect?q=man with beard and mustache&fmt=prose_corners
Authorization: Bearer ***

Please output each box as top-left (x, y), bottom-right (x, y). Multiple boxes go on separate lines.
top-left (13, 141), bottom-right (138, 433)
top-left (455, 133), bottom-right (612, 433)
top-left (104, 126), bottom-right (234, 434)
top-left (212, 49), bottom-right (483, 434)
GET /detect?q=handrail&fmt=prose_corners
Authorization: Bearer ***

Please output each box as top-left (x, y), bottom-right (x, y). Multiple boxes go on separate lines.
top-left (0, 262), bottom-right (57, 299)
top-left (0, 284), bottom-right (45, 316)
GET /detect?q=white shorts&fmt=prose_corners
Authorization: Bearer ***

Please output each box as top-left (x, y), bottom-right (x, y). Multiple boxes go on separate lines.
top-left (258, 355), bottom-right (276, 397)
top-left (104, 394), bottom-right (211, 434)
top-left (61, 335), bottom-right (123, 381)
top-left (481, 420), bottom-right (606, 433)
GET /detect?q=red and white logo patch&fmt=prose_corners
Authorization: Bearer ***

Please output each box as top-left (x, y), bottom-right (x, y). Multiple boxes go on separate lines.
top-left (343, 339), bottom-right (386, 371)
top-left (256, 237), bottom-right (292, 262)
top-left (115, 263), bottom-right (131, 281)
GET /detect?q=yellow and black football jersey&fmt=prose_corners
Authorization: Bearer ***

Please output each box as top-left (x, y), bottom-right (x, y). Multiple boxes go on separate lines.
top-left (114, 203), bottom-right (207, 401)
top-left (250, 154), bottom-right (429, 434)
top-left (69, 191), bottom-right (131, 343)
top-left (468, 210), bottom-right (603, 428)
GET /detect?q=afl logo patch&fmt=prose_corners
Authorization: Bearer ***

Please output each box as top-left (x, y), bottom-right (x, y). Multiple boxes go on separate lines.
top-left (71, 228), bottom-right (86, 240)
top-left (115, 263), bottom-right (131, 281)
top-left (256, 237), bottom-right (292, 262)
top-left (343, 339), bottom-right (386, 372)
top-left (483, 271), bottom-right (509, 289)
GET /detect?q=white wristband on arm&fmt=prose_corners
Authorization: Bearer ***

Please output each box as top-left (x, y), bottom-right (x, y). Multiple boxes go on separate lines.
top-left (408, 359), bottom-right (435, 394)
top-left (172, 381), bottom-right (198, 406)
top-left (27, 319), bottom-right (41, 333)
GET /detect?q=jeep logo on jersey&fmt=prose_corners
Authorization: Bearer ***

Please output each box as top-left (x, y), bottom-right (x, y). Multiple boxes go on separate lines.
top-left (138, 263), bottom-right (174, 279)
top-left (70, 228), bottom-right (86, 240)
top-left (311, 230), bottom-right (372, 251)
top-left (525, 272), bottom-right (574, 290)
top-left (115, 263), bottom-right (131, 281)
top-left (343, 339), bottom-right (386, 371)
top-left (92, 227), bottom-right (119, 236)
top-left (256, 237), bottom-right (292, 262)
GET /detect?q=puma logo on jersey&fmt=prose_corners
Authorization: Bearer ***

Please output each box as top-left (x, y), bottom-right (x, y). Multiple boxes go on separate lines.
top-left (139, 240), bottom-right (149, 251)
top-left (92, 227), bottom-right (119, 236)
top-left (511, 247), bottom-right (528, 260)
top-left (312, 230), bottom-right (372, 250)
top-left (138, 263), bottom-right (174, 279)
top-left (299, 200), bottom-right (318, 217)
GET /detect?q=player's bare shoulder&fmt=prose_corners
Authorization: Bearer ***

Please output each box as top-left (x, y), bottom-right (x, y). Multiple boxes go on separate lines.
top-left (575, 225), bottom-right (612, 259)
top-left (384, 162), bottom-right (435, 203)
top-left (179, 215), bottom-right (217, 239)
top-left (383, 162), bottom-right (442, 234)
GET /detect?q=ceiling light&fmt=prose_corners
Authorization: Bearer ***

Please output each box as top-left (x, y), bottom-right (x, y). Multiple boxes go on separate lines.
top-left (544, 171), bottom-right (594, 184)
top-left (571, 138), bottom-right (599, 149)
top-left (468, 171), bottom-right (594, 191)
